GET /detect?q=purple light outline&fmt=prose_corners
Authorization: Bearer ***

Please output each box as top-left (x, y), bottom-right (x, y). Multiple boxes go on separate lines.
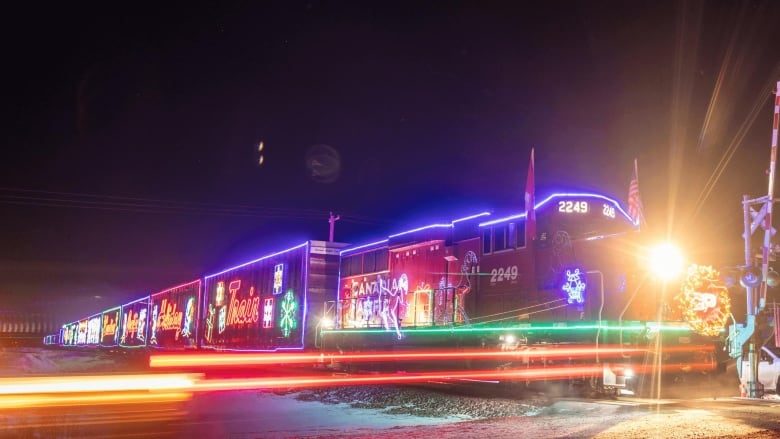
top-left (478, 193), bottom-right (635, 227)
top-left (342, 211), bottom-right (491, 256)
top-left (205, 242), bottom-right (309, 279)
top-left (151, 279), bottom-right (201, 298)
top-left (149, 279), bottom-right (201, 350)
top-left (340, 239), bottom-right (389, 256)
top-left (200, 242), bottom-right (310, 352)
top-left (451, 211), bottom-right (492, 224)
top-left (299, 241), bottom-right (310, 351)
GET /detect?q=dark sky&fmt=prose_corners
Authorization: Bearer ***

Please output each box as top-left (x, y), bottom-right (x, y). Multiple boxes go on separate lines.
top-left (2, 1), bottom-right (779, 321)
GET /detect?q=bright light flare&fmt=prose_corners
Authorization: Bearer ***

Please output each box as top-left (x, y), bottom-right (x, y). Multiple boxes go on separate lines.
top-left (648, 242), bottom-right (685, 281)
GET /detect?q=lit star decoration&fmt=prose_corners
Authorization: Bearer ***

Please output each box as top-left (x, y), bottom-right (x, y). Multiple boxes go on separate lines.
top-left (676, 264), bottom-right (731, 337)
top-left (561, 268), bottom-right (586, 304)
top-left (279, 290), bottom-right (297, 337)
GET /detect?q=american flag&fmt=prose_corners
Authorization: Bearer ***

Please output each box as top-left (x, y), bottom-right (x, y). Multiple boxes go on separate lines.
top-left (627, 159), bottom-right (645, 227)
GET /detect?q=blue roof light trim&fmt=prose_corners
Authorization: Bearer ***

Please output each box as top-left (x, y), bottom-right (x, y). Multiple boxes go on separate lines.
top-left (388, 223), bottom-right (453, 239)
top-left (342, 211), bottom-right (491, 255)
top-left (478, 192), bottom-right (635, 227)
top-left (340, 239), bottom-right (390, 256)
top-left (205, 242), bottom-right (309, 279)
top-left (451, 211), bottom-right (492, 224)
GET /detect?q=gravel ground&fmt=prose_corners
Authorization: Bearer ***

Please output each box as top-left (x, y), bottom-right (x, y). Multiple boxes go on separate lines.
top-left (285, 384), bottom-right (780, 439)
top-left (292, 385), bottom-right (550, 419)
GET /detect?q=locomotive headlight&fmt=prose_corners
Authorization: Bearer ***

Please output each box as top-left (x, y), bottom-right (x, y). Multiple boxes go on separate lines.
top-left (648, 242), bottom-right (685, 281)
top-left (624, 368), bottom-right (634, 378)
top-left (320, 317), bottom-right (334, 329)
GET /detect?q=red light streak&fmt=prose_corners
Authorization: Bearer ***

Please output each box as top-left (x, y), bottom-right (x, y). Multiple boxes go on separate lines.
top-left (0, 357), bottom-right (717, 409)
top-left (188, 361), bottom-right (716, 392)
top-left (192, 365), bottom-right (607, 391)
top-left (149, 344), bottom-right (714, 369)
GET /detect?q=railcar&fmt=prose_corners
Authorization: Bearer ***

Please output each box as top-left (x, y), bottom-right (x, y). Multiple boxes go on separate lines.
top-left (51, 190), bottom-right (725, 395)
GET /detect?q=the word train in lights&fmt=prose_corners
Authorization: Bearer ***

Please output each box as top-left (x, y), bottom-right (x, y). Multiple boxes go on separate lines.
top-left (561, 268), bottom-right (587, 305)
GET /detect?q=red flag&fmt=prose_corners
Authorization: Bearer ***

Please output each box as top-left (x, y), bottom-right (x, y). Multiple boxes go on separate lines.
top-left (627, 159), bottom-right (645, 227)
top-left (525, 149), bottom-right (536, 242)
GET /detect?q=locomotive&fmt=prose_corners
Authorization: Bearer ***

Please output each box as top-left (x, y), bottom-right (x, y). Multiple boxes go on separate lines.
top-left (50, 190), bottom-right (723, 395)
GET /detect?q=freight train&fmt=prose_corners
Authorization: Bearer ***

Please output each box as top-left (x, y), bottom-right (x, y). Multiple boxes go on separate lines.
top-left (47, 189), bottom-right (727, 395)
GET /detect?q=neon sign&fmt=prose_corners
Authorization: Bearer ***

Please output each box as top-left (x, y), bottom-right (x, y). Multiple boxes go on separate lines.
top-left (561, 268), bottom-right (586, 304)
top-left (103, 314), bottom-right (116, 339)
top-left (157, 299), bottom-right (183, 334)
top-left (279, 290), bottom-right (297, 337)
top-left (86, 315), bottom-right (101, 344)
top-left (273, 264), bottom-right (284, 295)
top-left (558, 200), bottom-right (589, 213)
top-left (77, 320), bottom-right (87, 345)
top-left (226, 280), bottom-right (260, 326)
top-left (182, 297), bottom-right (195, 338)
top-left (263, 298), bottom-right (274, 328)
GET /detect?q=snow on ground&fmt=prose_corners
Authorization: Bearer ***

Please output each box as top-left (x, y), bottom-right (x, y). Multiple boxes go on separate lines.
top-left (0, 347), bottom-right (127, 375)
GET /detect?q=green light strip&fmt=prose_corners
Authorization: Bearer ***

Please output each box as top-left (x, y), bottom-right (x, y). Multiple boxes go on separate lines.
top-left (320, 321), bottom-right (683, 335)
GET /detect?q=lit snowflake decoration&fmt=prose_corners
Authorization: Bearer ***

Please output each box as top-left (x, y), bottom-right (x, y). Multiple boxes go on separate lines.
top-left (279, 290), bottom-right (298, 337)
top-left (561, 268), bottom-right (586, 304)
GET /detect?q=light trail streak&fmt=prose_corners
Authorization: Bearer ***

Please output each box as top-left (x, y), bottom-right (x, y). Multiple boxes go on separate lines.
top-left (191, 365), bottom-right (608, 391)
top-left (0, 391), bottom-right (192, 409)
top-left (0, 373), bottom-right (199, 395)
top-left (0, 357), bottom-right (717, 410)
top-left (149, 344), bottom-right (714, 369)
top-left (189, 361), bottom-right (716, 392)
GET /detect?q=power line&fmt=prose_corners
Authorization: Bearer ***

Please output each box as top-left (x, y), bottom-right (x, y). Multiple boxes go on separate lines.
top-left (0, 187), bottom-right (388, 225)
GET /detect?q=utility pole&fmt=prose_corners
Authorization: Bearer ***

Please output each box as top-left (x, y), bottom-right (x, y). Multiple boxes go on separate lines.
top-left (328, 212), bottom-right (340, 242)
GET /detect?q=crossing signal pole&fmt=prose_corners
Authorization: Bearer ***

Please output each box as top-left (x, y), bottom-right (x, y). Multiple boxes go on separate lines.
top-left (731, 80), bottom-right (780, 398)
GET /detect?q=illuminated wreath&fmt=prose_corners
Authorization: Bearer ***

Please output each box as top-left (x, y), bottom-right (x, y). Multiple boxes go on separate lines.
top-left (676, 264), bottom-right (731, 337)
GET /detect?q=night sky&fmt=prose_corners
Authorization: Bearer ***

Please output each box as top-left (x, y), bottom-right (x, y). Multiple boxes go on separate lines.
top-left (2, 1), bottom-right (779, 321)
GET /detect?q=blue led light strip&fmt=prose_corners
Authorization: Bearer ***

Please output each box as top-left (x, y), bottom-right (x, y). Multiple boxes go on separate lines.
top-left (479, 192), bottom-right (635, 227)
top-left (205, 242), bottom-right (309, 279)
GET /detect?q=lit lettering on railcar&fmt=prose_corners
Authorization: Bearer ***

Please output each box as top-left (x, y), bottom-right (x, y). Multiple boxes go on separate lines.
top-left (226, 280), bottom-right (260, 326)
top-left (558, 200), bottom-right (589, 214)
top-left (557, 200), bottom-right (617, 220)
top-left (156, 299), bottom-right (184, 337)
top-left (102, 315), bottom-right (117, 339)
